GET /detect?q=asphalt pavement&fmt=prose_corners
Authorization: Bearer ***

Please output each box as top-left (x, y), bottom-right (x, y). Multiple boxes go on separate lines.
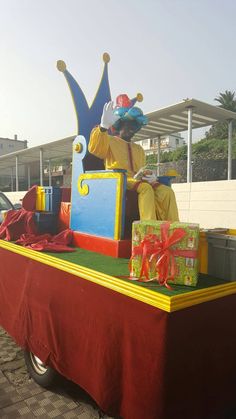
top-left (0, 327), bottom-right (115, 419)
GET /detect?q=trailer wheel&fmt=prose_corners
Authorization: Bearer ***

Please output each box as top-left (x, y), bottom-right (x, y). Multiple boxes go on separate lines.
top-left (24, 351), bottom-right (60, 388)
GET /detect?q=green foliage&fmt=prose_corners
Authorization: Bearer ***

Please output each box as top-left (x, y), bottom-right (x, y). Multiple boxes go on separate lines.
top-left (192, 140), bottom-right (211, 154)
top-left (193, 138), bottom-right (229, 159)
top-left (205, 121), bottom-right (236, 140)
top-left (146, 154), bottom-right (157, 164)
top-left (146, 145), bottom-right (188, 163)
top-left (146, 137), bottom-right (236, 164)
top-left (206, 90), bottom-right (236, 139)
top-left (160, 145), bottom-right (187, 162)
top-left (214, 90), bottom-right (236, 111)
top-left (147, 89), bottom-right (236, 165)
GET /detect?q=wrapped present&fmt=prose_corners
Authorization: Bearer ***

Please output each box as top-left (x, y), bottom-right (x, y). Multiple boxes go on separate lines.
top-left (131, 220), bottom-right (199, 287)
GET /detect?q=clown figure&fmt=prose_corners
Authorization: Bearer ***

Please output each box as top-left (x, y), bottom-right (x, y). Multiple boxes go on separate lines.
top-left (88, 95), bottom-right (179, 222)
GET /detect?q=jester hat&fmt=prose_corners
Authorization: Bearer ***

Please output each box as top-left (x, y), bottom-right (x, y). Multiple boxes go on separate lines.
top-left (112, 93), bottom-right (148, 133)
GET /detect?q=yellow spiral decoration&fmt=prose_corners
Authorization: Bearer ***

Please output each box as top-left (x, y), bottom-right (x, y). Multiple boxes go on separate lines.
top-left (78, 176), bottom-right (89, 196)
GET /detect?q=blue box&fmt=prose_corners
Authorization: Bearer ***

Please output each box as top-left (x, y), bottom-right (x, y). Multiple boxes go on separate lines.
top-left (34, 212), bottom-right (57, 234)
top-left (157, 176), bottom-right (174, 186)
top-left (44, 187), bottom-right (62, 213)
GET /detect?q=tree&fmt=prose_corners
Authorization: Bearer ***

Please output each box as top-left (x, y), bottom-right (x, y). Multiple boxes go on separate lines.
top-left (214, 90), bottom-right (236, 111)
top-left (205, 90), bottom-right (236, 139)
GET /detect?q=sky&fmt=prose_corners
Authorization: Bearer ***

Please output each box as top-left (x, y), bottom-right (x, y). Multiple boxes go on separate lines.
top-left (1, 0), bottom-right (236, 147)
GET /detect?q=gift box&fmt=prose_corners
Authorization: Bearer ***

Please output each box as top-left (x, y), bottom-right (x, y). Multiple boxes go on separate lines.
top-left (131, 220), bottom-right (199, 287)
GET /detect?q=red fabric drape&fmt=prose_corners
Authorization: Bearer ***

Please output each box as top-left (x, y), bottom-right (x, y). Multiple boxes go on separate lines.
top-left (0, 247), bottom-right (236, 419)
top-left (57, 202), bottom-right (71, 232)
top-left (15, 229), bottom-right (75, 252)
top-left (0, 209), bottom-right (37, 241)
top-left (21, 185), bottom-right (37, 211)
top-left (0, 201), bottom-right (74, 252)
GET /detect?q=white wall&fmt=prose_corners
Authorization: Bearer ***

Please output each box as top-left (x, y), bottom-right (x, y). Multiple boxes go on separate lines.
top-left (173, 180), bottom-right (236, 229)
top-left (4, 181), bottom-right (236, 230)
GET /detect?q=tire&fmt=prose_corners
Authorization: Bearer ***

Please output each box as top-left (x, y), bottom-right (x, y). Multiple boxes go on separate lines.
top-left (24, 350), bottom-right (60, 388)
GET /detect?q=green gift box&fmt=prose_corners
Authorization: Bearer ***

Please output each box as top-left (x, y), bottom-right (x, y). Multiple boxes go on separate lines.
top-left (131, 220), bottom-right (200, 287)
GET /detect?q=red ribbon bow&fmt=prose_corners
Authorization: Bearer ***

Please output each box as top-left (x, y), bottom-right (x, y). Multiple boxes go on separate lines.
top-left (130, 222), bottom-right (197, 289)
top-left (129, 234), bottom-right (161, 282)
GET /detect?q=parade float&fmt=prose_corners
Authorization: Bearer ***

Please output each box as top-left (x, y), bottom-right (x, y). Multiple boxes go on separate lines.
top-left (0, 53), bottom-right (236, 419)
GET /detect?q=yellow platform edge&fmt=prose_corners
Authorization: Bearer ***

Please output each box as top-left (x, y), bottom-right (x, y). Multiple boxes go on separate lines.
top-left (1, 239), bottom-right (236, 313)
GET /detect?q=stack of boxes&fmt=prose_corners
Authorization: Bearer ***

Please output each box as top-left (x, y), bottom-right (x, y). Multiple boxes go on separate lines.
top-left (35, 186), bottom-right (62, 234)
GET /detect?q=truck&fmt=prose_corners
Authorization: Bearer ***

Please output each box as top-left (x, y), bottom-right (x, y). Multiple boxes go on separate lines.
top-left (1, 54), bottom-right (236, 419)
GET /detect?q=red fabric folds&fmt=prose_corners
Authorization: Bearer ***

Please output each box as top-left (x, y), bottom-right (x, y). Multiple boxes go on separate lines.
top-left (0, 204), bottom-right (74, 252)
top-left (0, 208), bottom-right (37, 241)
top-left (15, 229), bottom-right (75, 252)
top-left (21, 185), bottom-right (37, 211)
top-left (58, 202), bottom-right (71, 232)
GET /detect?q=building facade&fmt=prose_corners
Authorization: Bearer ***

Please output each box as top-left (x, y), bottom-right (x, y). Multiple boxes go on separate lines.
top-left (0, 135), bottom-right (27, 157)
top-left (0, 135), bottom-right (28, 190)
top-left (138, 133), bottom-right (184, 155)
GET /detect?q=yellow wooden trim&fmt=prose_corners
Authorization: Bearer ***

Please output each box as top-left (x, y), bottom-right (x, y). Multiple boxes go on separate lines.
top-left (198, 231), bottom-right (208, 274)
top-left (114, 174), bottom-right (123, 240)
top-left (78, 172), bottom-right (123, 181)
top-left (1, 240), bottom-right (236, 313)
top-left (170, 282), bottom-right (236, 312)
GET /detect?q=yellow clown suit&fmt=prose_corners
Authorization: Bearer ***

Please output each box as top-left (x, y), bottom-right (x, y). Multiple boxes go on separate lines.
top-left (89, 125), bottom-right (179, 222)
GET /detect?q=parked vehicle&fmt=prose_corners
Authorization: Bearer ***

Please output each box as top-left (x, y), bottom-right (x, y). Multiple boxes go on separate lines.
top-left (0, 191), bottom-right (21, 223)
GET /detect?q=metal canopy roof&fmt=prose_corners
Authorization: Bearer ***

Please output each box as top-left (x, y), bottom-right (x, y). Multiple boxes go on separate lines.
top-left (0, 136), bottom-right (74, 172)
top-left (133, 98), bottom-right (236, 141)
top-left (0, 98), bottom-right (235, 182)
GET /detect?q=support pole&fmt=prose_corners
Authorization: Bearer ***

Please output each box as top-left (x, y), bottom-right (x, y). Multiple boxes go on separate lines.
top-left (11, 168), bottom-right (14, 191)
top-left (39, 148), bottom-right (43, 186)
top-left (48, 159), bottom-right (52, 187)
top-left (27, 165), bottom-right (31, 190)
top-left (227, 119), bottom-right (233, 180)
top-left (157, 136), bottom-right (161, 176)
top-left (187, 107), bottom-right (193, 183)
top-left (15, 156), bottom-right (19, 191)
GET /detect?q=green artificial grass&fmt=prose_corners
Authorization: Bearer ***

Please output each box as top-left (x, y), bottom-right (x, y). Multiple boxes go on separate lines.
top-left (51, 248), bottom-right (228, 297)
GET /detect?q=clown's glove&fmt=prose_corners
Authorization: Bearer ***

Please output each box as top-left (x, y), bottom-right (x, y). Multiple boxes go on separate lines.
top-left (100, 101), bottom-right (120, 129)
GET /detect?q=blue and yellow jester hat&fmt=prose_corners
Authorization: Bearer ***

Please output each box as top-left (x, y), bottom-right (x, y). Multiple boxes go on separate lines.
top-left (57, 52), bottom-right (148, 138)
top-left (112, 93), bottom-right (148, 133)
